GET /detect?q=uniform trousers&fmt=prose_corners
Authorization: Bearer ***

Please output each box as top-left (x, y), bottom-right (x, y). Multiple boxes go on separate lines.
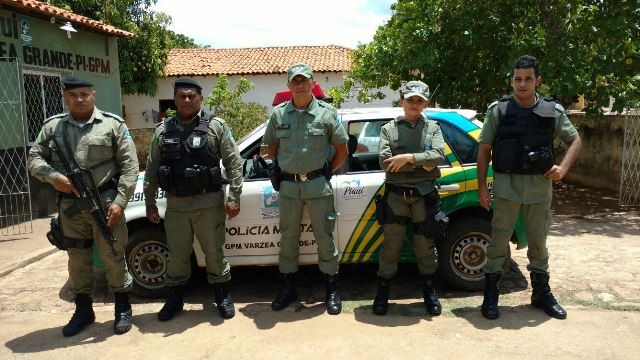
top-left (61, 196), bottom-right (132, 295)
top-left (484, 196), bottom-right (551, 274)
top-left (378, 191), bottom-right (438, 279)
top-left (164, 191), bottom-right (230, 285)
top-left (278, 193), bottom-right (338, 275)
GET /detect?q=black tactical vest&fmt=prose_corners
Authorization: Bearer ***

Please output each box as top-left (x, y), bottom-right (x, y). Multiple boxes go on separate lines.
top-left (157, 113), bottom-right (222, 196)
top-left (492, 96), bottom-right (556, 174)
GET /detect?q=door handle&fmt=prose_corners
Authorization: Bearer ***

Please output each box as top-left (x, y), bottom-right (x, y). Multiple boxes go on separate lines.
top-left (438, 184), bottom-right (460, 192)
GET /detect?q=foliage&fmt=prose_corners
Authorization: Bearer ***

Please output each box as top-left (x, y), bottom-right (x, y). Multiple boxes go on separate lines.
top-left (49, 0), bottom-right (203, 96)
top-left (340, 0), bottom-right (640, 113)
top-left (204, 75), bottom-right (268, 139)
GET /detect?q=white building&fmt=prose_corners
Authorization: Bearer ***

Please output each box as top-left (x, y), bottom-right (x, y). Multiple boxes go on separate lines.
top-left (122, 45), bottom-right (396, 129)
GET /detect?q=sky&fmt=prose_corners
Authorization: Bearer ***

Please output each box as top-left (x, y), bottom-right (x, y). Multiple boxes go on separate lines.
top-left (152, 0), bottom-right (395, 49)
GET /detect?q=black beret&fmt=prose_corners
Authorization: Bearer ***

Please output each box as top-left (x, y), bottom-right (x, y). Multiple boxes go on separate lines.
top-left (61, 77), bottom-right (93, 90)
top-left (174, 77), bottom-right (202, 91)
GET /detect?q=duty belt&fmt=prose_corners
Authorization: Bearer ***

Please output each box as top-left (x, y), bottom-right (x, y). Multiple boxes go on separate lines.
top-left (386, 183), bottom-right (421, 197)
top-left (281, 168), bottom-right (325, 182)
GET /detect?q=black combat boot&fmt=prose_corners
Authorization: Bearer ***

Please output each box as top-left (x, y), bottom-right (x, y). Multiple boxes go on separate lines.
top-left (421, 274), bottom-right (442, 316)
top-left (530, 272), bottom-right (567, 319)
top-left (157, 286), bottom-right (184, 321)
top-left (62, 294), bottom-right (95, 337)
top-left (271, 273), bottom-right (298, 311)
top-left (481, 272), bottom-right (501, 320)
top-left (113, 291), bottom-right (133, 334)
top-left (214, 281), bottom-right (235, 319)
top-left (372, 277), bottom-right (391, 315)
top-left (324, 273), bottom-right (342, 315)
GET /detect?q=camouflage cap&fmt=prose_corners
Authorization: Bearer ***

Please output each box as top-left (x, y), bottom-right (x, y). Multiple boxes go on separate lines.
top-left (61, 77), bottom-right (93, 90)
top-left (287, 62), bottom-right (313, 82)
top-left (400, 80), bottom-right (430, 101)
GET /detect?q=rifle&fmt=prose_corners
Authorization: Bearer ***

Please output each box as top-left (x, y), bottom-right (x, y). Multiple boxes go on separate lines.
top-left (40, 135), bottom-right (117, 256)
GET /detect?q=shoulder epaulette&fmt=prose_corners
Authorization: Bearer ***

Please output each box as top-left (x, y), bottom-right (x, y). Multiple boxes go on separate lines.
top-left (317, 101), bottom-right (336, 110)
top-left (275, 101), bottom-right (289, 108)
top-left (553, 102), bottom-right (566, 113)
top-left (101, 111), bottom-right (125, 122)
top-left (487, 100), bottom-right (500, 110)
top-left (43, 113), bottom-right (67, 124)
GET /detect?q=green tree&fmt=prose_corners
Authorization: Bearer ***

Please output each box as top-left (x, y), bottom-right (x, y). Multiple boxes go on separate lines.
top-left (204, 75), bottom-right (268, 140)
top-left (50, 0), bottom-right (203, 96)
top-left (341, 0), bottom-right (639, 113)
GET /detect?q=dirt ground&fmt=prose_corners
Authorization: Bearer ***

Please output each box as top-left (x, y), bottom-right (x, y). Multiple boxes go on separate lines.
top-left (0, 181), bottom-right (639, 359)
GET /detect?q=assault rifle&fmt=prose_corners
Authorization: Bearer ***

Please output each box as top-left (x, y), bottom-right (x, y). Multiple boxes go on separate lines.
top-left (40, 135), bottom-right (117, 255)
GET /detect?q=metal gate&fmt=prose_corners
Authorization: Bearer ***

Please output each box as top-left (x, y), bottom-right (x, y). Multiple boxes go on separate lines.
top-left (0, 58), bottom-right (31, 235)
top-left (620, 107), bottom-right (640, 206)
top-left (0, 61), bottom-right (69, 235)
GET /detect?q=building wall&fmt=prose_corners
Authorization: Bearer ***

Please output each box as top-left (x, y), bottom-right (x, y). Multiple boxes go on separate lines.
top-left (0, 9), bottom-right (123, 148)
top-left (123, 73), bottom-right (398, 129)
top-left (564, 114), bottom-right (625, 192)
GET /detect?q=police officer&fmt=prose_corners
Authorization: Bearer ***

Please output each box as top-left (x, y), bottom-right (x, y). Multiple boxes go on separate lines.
top-left (263, 62), bottom-right (349, 315)
top-left (477, 55), bottom-right (582, 320)
top-left (27, 77), bottom-right (139, 336)
top-left (373, 81), bottom-right (445, 316)
top-left (144, 78), bottom-right (243, 321)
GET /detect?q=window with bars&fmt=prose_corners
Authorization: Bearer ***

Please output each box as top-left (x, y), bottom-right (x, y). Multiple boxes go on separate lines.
top-left (22, 70), bottom-right (67, 145)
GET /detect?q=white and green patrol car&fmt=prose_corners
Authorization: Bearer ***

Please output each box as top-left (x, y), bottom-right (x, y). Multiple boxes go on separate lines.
top-left (123, 107), bottom-right (526, 297)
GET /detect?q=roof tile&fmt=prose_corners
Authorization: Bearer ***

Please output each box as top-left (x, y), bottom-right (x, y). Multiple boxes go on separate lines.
top-left (165, 45), bottom-right (352, 76)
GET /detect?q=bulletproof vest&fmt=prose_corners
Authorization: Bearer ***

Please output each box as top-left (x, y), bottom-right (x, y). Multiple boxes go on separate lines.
top-left (492, 96), bottom-right (556, 174)
top-left (386, 117), bottom-right (441, 181)
top-left (158, 113), bottom-right (222, 197)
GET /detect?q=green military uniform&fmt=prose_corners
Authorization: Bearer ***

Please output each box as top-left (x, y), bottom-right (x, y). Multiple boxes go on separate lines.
top-left (479, 94), bottom-right (579, 274)
top-left (377, 115), bottom-right (445, 279)
top-left (27, 107), bottom-right (139, 295)
top-left (262, 97), bottom-right (348, 275)
top-left (143, 109), bottom-right (243, 286)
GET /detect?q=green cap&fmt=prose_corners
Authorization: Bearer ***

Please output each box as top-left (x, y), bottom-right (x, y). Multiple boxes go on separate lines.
top-left (400, 80), bottom-right (430, 101)
top-left (287, 62), bottom-right (313, 82)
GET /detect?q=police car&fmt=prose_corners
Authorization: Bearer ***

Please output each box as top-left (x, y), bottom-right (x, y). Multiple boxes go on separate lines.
top-left (124, 107), bottom-right (525, 297)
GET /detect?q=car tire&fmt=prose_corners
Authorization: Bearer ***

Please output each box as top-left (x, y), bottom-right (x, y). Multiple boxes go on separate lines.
top-left (126, 227), bottom-right (170, 298)
top-left (437, 217), bottom-right (491, 291)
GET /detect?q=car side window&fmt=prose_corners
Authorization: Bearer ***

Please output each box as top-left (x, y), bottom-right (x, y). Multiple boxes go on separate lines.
top-left (438, 121), bottom-right (478, 164)
top-left (241, 139), bottom-right (270, 180)
top-left (346, 120), bottom-right (390, 172)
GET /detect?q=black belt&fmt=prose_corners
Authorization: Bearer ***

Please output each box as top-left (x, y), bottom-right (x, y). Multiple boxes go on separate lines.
top-left (281, 168), bottom-right (325, 182)
top-left (386, 183), bottom-right (422, 197)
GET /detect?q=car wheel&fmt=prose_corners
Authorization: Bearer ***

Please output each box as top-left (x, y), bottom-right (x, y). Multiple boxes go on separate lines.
top-left (126, 227), bottom-right (170, 298)
top-left (437, 217), bottom-right (491, 291)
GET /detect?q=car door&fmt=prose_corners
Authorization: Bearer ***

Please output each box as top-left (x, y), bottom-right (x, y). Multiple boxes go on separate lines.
top-left (336, 119), bottom-right (388, 264)
top-left (225, 139), bottom-right (320, 266)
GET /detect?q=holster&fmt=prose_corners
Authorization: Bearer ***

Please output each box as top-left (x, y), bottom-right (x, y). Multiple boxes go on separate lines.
top-left (257, 156), bottom-right (282, 191)
top-left (423, 190), bottom-right (449, 240)
top-left (46, 217), bottom-right (67, 251)
top-left (271, 162), bottom-right (282, 191)
top-left (46, 217), bottom-right (94, 250)
top-left (324, 159), bottom-right (332, 182)
top-left (375, 191), bottom-right (408, 225)
top-left (375, 194), bottom-right (385, 225)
